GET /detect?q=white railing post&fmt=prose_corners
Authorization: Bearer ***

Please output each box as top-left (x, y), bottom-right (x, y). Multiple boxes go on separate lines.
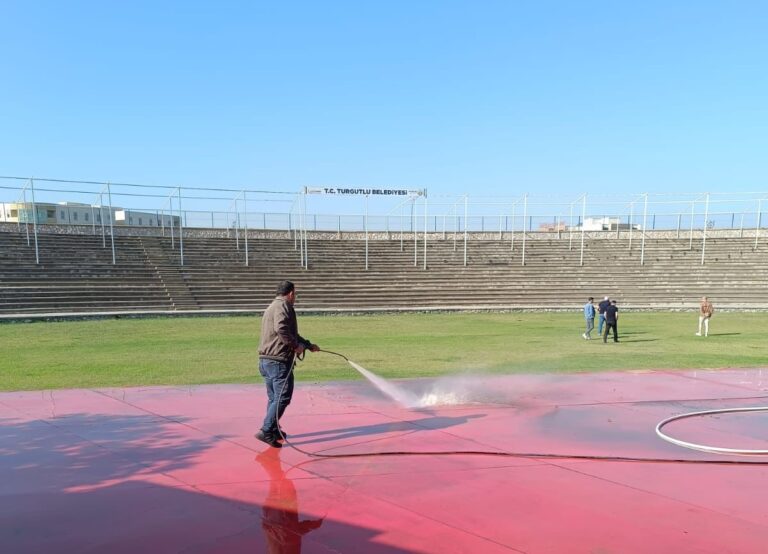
top-left (522, 193), bottom-right (528, 266)
top-left (579, 194), bottom-right (587, 266)
top-left (700, 192), bottom-right (709, 265)
top-left (463, 195), bottom-right (468, 266)
top-left (640, 193), bottom-right (648, 265)
top-left (29, 178), bottom-right (40, 264)
top-left (107, 182), bottom-right (116, 265)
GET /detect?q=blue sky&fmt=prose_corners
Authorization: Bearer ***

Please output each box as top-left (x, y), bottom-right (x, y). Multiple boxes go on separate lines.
top-left (2, 1), bottom-right (768, 214)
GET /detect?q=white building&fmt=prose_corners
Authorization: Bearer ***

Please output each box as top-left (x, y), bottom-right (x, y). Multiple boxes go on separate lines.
top-left (580, 217), bottom-right (640, 231)
top-left (1, 202), bottom-right (178, 227)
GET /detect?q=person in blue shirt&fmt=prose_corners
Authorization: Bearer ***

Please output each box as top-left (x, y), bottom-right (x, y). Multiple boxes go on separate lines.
top-left (583, 297), bottom-right (596, 340)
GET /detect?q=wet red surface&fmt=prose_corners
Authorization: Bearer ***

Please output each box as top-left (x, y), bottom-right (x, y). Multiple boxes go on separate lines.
top-left (2, 369), bottom-right (768, 553)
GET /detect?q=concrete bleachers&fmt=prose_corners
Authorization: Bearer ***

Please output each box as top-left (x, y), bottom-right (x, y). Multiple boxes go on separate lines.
top-left (1, 229), bottom-right (766, 314)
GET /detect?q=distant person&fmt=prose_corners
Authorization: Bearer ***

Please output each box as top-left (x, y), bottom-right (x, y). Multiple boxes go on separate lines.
top-left (696, 296), bottom-right (715, 337)
top-left (597, 296), bottom-right (610, 335)
top-left (603, 300), bottom-right (619, 343)
top-left (256, 280), bottom-right (319, 449)
top-left (583, 297), bottom-right (595, 340)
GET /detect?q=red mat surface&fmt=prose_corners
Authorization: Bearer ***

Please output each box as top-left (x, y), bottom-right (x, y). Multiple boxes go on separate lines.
top-left (2, 368), bottom-right (768, 553)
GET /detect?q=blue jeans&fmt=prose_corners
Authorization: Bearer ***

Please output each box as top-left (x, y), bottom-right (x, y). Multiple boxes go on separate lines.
top-left (259, 358), bottom-right (294, 436)
top-left (597, 314), bottom-right (606, 334)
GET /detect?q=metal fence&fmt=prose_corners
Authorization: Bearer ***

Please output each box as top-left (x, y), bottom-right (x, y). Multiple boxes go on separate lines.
top-left (2, 176), bottom-right (767, 268)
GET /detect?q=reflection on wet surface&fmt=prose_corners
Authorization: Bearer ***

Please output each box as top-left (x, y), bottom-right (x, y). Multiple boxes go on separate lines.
top-left (255, 448), bottom-right (323, 553)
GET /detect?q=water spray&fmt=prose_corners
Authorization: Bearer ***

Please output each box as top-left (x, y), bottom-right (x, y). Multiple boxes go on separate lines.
top-left (267, 350), bottom-right (768, 465)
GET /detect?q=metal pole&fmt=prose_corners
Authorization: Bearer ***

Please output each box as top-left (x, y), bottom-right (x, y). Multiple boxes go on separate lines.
top-left (178, 187), bottom-right (184, 267)
top-left (243, 190), bottom-right (248, 266)
top-left (303, 190), bottom-right (308, 269)
top-left (100, 193), bottom-right (106, 247)
top-left (235, 207), bottom-right (240, 251)
top-left (640, 193), bottom-right (648, 265)
top-left (423, 190), bottom-right (428, 270)
top-left (740, 212), bottom-right (745, 238)
top-left (522, 194), bottom-right (528, 266)
top-left (498, 214), bottom-right (503, 240)
top-left (161, 209), bottom-right (165, 237)
top-left (412, 198), bottom-right (417, 267)
top-left (107, 182), bottom-right (116, 265)
top-left (170, 198), bottom-right (175, 249)
top-left (365, 194), bottom-right (369, 270)
top-left (510, 202), bottom-right (515, 251)
top-left (22, 188), bottom-right (30, 246)
top-left (400, 203), bottom-right (404, 252)
top-left (755, 199), bottom-right (762, 251)
top-left (91, 205), bottom-right (96, 235)
top-left (579, 194), bottom-right (586, 266)
top-left (443, 214), bottom-right (446, 240)
top-left (700, 192), bottom-right (709, 265)
top-left (453, 203), bottom-right (459, 252)
top-left (628, 202), bottom-right (634, 250)
top-left (676, 213), bottom-right (681, 238)
top-left (568, 202), bottom-right (574, 250)
top-left (29, 179), bottom-right (40, 264)
top-left (688, 200), bottom-right (695, 250)
top-left (463, 195), bottom-right (468, 266)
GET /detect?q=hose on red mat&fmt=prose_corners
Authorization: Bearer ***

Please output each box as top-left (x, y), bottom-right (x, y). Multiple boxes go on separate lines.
top-left (267, 350), bottom-right (768, 465)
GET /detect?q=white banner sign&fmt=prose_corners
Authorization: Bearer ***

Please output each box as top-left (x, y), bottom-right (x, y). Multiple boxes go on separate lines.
top-left (305, 187), bottom-right (423, 197)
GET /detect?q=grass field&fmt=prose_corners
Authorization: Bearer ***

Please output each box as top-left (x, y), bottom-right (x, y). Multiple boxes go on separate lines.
top-left (1, 312), bottom-right (767, 391)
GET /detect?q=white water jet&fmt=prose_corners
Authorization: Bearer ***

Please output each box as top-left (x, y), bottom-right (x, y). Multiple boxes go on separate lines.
top-left (348, 360), bottom-right (421, 407)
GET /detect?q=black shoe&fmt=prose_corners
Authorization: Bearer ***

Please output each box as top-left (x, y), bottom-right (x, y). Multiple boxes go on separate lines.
top-left (255, 430), bottom-right (282, 448)
top-left (277, 429), bottom-right (288, 439)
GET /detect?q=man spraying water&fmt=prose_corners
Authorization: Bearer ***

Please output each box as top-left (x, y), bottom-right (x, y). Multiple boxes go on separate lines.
top-left (255, 280), bottom-right (319, 449)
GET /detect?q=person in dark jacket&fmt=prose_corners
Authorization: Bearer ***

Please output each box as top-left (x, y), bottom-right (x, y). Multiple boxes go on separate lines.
top-left (256, 280), bottom-right (319, 448)
top-left (603, 300), bottom-right (619, 343)
top-left (597, 296), bottom-right (610, 335)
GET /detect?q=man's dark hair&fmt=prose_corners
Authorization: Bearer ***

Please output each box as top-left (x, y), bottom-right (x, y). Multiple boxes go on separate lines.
top-left (611, 300), bottom-right (617, 304)
top-left (588, 297), bottom-right (594, 302)
top-left (276, 280), bottom-right (295, 296)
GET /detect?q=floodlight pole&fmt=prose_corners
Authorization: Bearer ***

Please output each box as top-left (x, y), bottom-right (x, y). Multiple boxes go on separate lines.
top-left (700, 192), bottom-right (709, 265)
top-left (29, 178), bottom-right (40, 264)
